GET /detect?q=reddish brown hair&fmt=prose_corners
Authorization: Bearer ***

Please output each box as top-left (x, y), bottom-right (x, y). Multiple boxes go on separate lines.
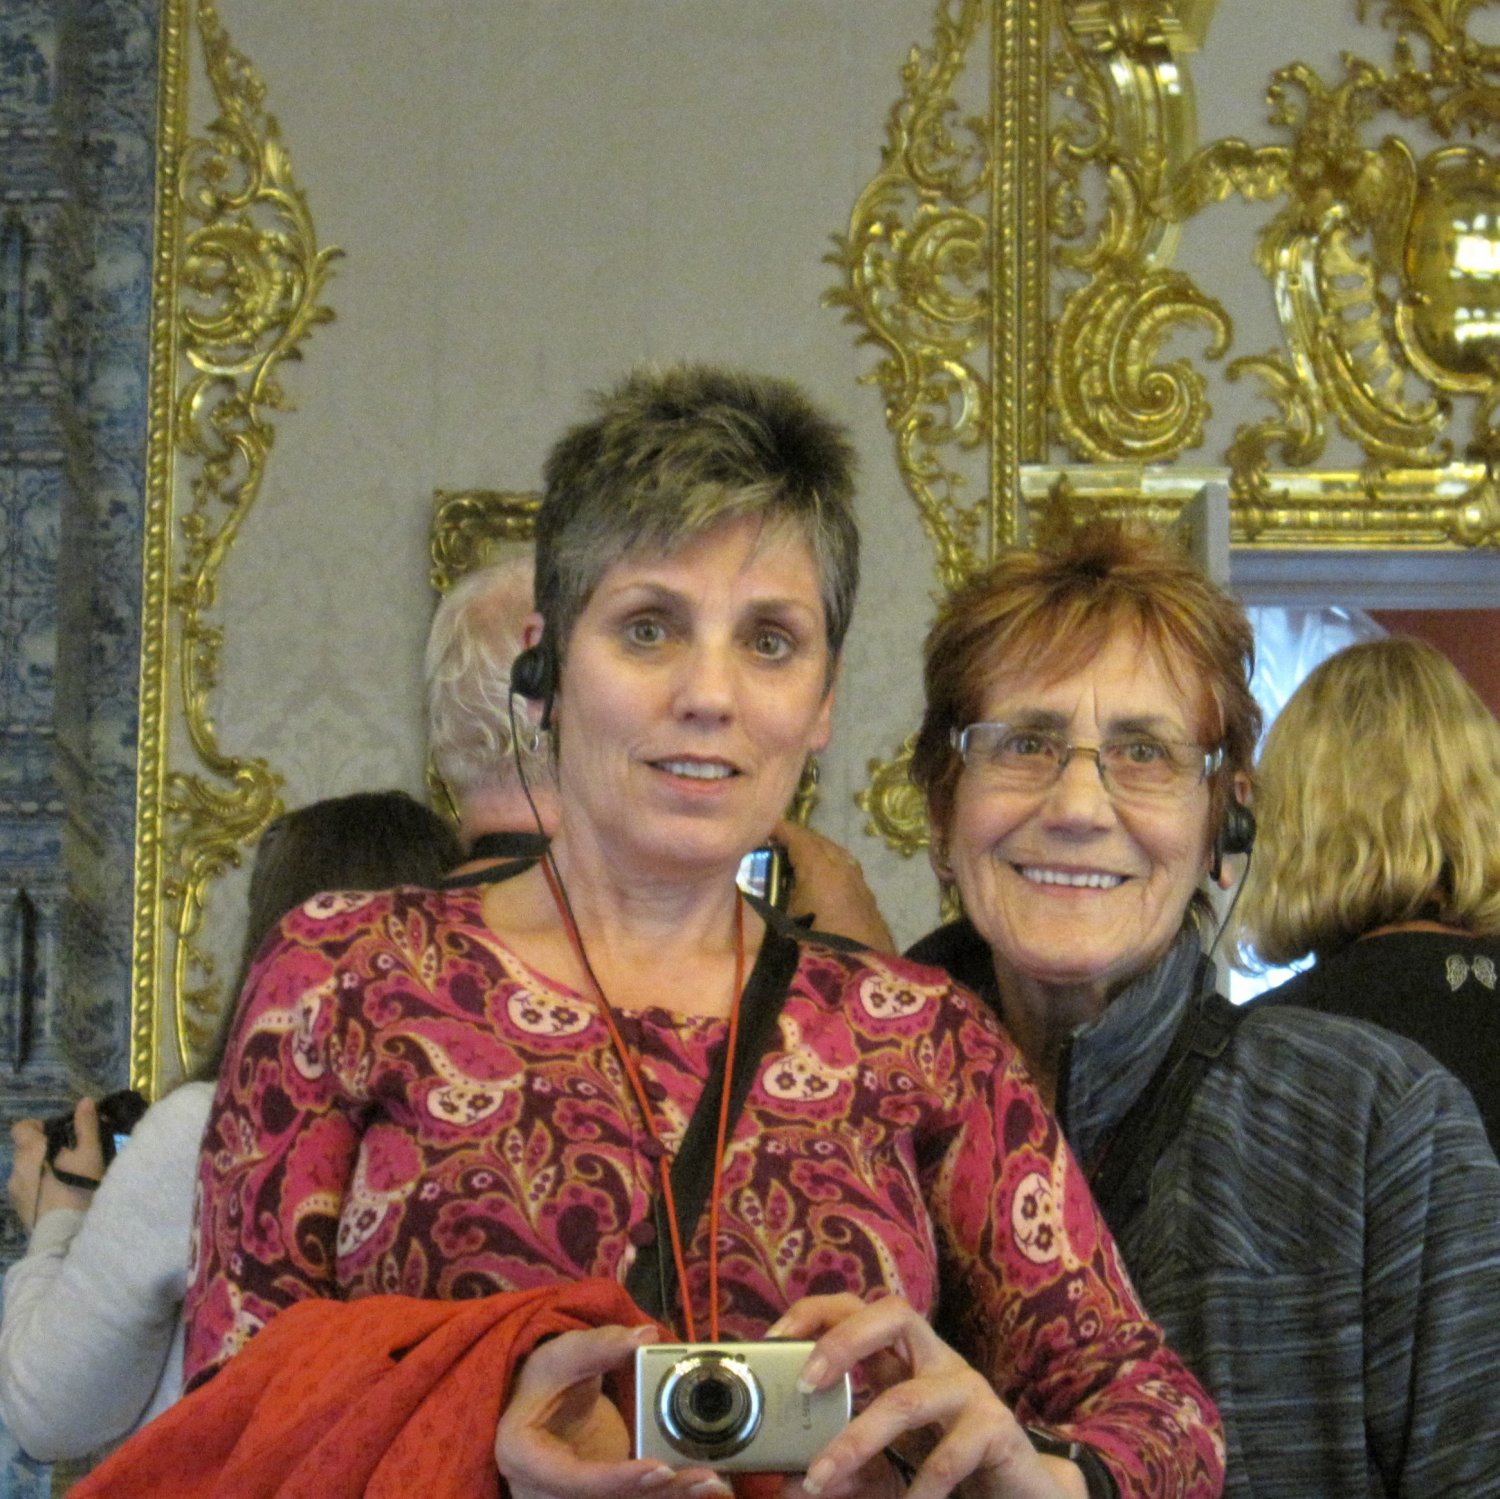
top-left (911, 520), bottom-right (1260, 853)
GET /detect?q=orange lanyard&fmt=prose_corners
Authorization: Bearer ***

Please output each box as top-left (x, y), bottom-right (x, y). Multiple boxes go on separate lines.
top-left (541, 856), bottom-right (746, 1341)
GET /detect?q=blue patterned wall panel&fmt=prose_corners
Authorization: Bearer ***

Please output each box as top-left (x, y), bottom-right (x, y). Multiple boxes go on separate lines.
top-left (0, 0), bottom-right (158, 1487)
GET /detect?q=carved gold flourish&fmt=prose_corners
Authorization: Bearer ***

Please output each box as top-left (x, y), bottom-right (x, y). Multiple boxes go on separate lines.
top-left (1454, 387), bottom-right (1500, 545)
top-left (839, 2), bottom-right (1500, 852)
top-left (1051, 269), bottom-right (1230, 461)
top-left (148, 0), bottom-right (341, 1082)
top-left (1222, 352), bottom-right (1324, 528)
top-left (854, 735), bottom-right (930, 859)
top-left (430, 489), bottom-right (542, 592)
top-left (825, 0), bottom-right (990, 594)
top-left (1363, 0), bottom-right (1500, 135)
top-left (1164, 54), bottom-right (1453, 508)
top-left (1046, 3), bottom-right (1233, 467)
top-left (829, 0), bottom-right (993, 857)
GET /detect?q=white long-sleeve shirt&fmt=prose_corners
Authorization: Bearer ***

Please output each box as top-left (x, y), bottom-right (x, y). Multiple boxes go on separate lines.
top-left (0, 1082), bottom-right (213, 1462)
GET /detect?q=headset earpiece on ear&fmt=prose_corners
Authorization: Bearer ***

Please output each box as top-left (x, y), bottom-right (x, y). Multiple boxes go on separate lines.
top-left (1221, 800), bottom-right (1256, 858)
top-left (509, 640), bottom-right (557, 731)
top-left (509, 644), bottom-right (552, 703)
top-left (1210, 798), bottom-right (1256, 884)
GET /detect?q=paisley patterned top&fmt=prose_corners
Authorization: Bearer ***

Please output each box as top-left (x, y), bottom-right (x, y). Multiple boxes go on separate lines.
top-left (183, 887), bottom-right (1223, 1497)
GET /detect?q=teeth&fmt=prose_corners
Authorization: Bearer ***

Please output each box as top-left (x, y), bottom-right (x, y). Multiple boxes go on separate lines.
top-left (1018, 866), bottom-right (1124, 890)
top-left (659, 760), bottom-right (734, 780)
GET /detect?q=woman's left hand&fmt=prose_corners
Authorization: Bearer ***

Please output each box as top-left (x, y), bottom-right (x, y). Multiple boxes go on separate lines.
top-left (767, 1295), bottom-right (1088, 1499)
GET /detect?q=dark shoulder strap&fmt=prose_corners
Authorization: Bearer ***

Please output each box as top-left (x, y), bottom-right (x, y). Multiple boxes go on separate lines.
top-left (1087, 962), bottom-right (1244, 1241)
top-left (438, 857), bottom-right (539, 889)
top-left (438, 832), bottom-right (551, 889)
top-left (624, 912), bottom-right (803, 1325)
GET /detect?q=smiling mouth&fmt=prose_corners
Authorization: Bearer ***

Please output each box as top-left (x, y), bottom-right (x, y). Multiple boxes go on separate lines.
top-left (1016, 865), bottom-right (1126, 890)
top-left (654, 759), bottom-right (738, 781)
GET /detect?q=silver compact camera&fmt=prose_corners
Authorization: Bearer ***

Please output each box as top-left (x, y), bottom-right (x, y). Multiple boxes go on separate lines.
top-left (634, 1341), bottom-right (851, 1473)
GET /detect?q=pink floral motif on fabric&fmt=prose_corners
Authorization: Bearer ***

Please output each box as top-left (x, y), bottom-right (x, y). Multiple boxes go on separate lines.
top-left (184, 887), bottom-right (1223, 1497)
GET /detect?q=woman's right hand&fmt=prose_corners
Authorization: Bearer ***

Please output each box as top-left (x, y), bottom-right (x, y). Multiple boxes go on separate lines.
top-left (495, 1323), bottom-right (733, 1499)
top-left (7, 1100), bottom-right (105, 1232)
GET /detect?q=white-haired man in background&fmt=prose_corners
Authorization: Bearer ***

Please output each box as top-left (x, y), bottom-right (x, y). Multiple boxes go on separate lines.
top-left (425, 554), bottom-right (558, 884)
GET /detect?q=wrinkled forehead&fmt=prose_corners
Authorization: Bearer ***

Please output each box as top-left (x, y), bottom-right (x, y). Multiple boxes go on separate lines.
top-left (975, 622), bottom-right (1220, 743)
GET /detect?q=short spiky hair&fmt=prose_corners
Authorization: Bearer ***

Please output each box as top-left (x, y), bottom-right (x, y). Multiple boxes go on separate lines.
top-left (534, 364), bottom-right (860, 669)
top-left (1235, 636), bottom-right (1500, 966)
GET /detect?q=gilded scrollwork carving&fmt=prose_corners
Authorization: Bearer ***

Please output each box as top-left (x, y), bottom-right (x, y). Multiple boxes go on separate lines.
top-left (1165, 58), bottom-right (1449, 495)
top-left (1051, 268), bottom-right (1231, 461)
top-left (1044, 0), bottom-right (1500, 546)
top-left (837, 0), bottom-right (1500, 859)
top-left (1362, 0), bottom-right (1500, 136)
top-left (854, 735), bottom-right (931, 859)
top-left (825, 0), bottom-right (991, 594)
top-left (1146, 24), bottom-right (1500, 542)
top-left (1047, 2), bottom-right (1233, 468)
top-left (430, 489), bottom-right (542, 592)
top-left (829, 0), bottom-right (994, 857)
top-left (144, 0), bottom-right (341, 1082)
top-left (1222, 351), bottom-right (1324, 527)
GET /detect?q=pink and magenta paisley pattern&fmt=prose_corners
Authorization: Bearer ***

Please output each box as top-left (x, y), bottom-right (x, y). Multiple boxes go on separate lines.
top-left (184, 887), bottom-right (1223, 1496)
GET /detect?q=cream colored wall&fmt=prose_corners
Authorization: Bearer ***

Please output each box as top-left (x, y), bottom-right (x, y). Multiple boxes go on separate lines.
top-left (206, 0), bottom-right (951, 955)
top-left (193, 0), bottom-right (1483, 982)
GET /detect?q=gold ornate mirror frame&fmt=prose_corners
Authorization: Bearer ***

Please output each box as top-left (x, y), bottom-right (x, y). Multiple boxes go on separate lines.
top-left (832, 0), bottom-right (1500, 564)
top-left (832, 0), bottom-right (1500, 853)
top-left (134, 0), bottom-right (339, 1091)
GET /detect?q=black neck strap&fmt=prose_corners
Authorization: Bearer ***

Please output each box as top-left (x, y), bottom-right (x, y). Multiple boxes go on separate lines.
top-left (438, 831), bottom-right (551, 889)
top-left (1086, 957), bottom-right (1244, 1240)
top-left (624, 908), bottom-right (801, 1326)
top-left (469, 830), bottom-right (550, 862)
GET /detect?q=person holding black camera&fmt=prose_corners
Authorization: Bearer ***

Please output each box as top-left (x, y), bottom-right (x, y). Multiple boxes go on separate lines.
top-left (3, 1084), bottom-right (211, 1463)
top-left (0, 790), bottom-right (461, 1466)
top-left (183, 368), bottom-right (1224, 1499)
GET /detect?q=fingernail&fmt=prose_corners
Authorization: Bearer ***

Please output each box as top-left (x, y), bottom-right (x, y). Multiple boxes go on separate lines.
top-left (765, 1317), bottom-right (789, 1338)
top-left (803, 1458), bottom-right (834, 1495)
top-left (631, 1324), bottom-right (658, 1345)
top-left (795, 1353), bottom-right (827, 1394)
top-left (687, 1481), bottom-right (733, 1498)
top-left (637, 1466), bottom-right (673, 1489)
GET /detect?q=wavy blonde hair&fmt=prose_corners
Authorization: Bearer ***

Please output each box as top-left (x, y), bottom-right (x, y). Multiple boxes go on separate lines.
top-left (1235, 636), bottom-right (1500, 967)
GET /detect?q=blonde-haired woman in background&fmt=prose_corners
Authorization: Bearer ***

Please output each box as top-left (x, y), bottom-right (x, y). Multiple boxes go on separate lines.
top-left (1235, 635), bottom-right (1500, 1151)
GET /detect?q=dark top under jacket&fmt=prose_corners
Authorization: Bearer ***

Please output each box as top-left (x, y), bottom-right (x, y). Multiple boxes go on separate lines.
top-left (1267, 928), bottom-right (1500, 1154)
top-left (907, 919), bottom-right (1500, 1498)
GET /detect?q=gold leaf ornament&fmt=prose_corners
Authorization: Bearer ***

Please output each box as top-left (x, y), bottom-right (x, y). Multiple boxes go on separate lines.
top-left (144, 0), bottom-right (342, 1084)
top-left (1050, 268), bottom-right (1231, 462)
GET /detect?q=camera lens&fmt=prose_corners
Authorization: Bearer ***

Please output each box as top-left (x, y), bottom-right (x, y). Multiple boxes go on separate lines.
top-left (687, 1376), bottom-right (735, 1427)
top-left (658, 1353), bottom-right (763, 1459)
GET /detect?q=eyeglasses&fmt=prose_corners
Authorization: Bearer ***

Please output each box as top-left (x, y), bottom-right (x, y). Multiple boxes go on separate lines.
top-left (950, 723), bottom-right (1221, 802)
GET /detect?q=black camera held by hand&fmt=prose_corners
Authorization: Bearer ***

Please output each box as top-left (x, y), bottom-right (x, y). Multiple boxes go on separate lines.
top-left (634, 1341), bottom-right (851, 1473)
top-left (42, 1089), bottom-right (149, 1172)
